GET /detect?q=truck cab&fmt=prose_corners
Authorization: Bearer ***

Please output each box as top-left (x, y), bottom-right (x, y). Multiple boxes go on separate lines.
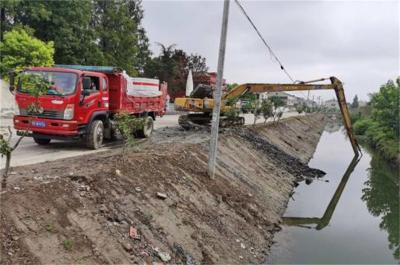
top-left (14, 67), bottom-right (113, 148)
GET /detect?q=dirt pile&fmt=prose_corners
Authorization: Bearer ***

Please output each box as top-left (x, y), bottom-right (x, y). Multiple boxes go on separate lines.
top-left (0, 114), bottom-right (326, 264)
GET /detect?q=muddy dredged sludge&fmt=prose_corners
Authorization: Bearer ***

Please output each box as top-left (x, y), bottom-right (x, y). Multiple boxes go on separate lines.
top-left (233, 126), bottom-right (326, 181)
top-left (1, 114), bottom-right (327, 265)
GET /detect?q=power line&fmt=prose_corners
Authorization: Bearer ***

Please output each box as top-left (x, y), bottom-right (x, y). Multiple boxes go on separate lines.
top-left (234, 0), bottom-right (295, 83)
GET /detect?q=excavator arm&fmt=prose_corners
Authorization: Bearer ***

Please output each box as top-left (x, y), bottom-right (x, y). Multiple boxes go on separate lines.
top-left (174, 76), bottom-right (360, 156)
top-left (224, 77), bottom-right (361, 156)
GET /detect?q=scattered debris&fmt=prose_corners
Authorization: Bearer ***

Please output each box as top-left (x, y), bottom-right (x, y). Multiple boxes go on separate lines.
top-left (123, 242), bottom-right (133, 252)
top-left (156, 192), bottom-right (167, 200)
top-left (129, 226), bottom-right (140, 240)
top-left (240, 243), bottom-right (246, 249)
top-left (155, 249), bottom-right (171, 262)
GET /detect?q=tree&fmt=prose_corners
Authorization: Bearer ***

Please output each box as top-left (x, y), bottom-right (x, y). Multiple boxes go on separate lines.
top-left (2, 0), bottom-right (151, 72)
top-left (269, 95), bottom-right (286, 122)
top-left (351, 95), bottom-right (359, 109)
top-left (260, 99), bottom-right (273, 124)
top-left (1, 72), bottom-right (50, 188)
top-left (7, 0), bottom-right (103, 65)
top-left (226, 83), bottom-right (238, 91)
top-left (0, 28), bottom-right (54, 76)
top-left (187, 54), bottom-right (208, 74)
top-left (144, 43), bottom-right (209, 98)
top-left (370, 79), bottom-right (400, 138)
top-left (353, 78), bottom-right (400, 162)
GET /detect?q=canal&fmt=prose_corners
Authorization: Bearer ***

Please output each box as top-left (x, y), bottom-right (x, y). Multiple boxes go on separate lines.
top-left (268, 125), bottom-right (399, 264)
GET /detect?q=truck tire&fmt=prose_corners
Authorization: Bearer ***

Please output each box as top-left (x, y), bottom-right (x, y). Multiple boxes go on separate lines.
top-left (33, 138), bottom-right (51, 145)
top-left (86, 120), bottom-right (104, 149)
top-left (136, 116), bottom-right (154, 138)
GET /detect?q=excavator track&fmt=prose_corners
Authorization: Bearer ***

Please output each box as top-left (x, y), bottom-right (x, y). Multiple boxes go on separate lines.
top-left (178, 114), bottom-right (244, 130)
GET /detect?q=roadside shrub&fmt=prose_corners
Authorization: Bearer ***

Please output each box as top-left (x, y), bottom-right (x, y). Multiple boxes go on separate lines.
top-left (114, 112), bottom-right (144, 147)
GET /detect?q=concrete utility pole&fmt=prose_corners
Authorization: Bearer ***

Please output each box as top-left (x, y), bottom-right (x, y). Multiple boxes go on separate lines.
top-left (207, 0), bottom-right (230, 179)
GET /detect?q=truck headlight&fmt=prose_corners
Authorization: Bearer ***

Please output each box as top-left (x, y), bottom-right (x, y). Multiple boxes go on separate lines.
top-left (64, 104), bottom-right (74, 120)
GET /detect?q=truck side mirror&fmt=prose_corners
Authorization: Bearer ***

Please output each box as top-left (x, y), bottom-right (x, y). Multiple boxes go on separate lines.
top-left (8, 71), bottom-right (16, 94)
top-left (82, 89), bottom-right (90, 96)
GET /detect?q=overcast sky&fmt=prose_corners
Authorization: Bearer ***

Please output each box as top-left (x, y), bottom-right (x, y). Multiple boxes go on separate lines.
top-left (142, 0), bottom-right (399, 101)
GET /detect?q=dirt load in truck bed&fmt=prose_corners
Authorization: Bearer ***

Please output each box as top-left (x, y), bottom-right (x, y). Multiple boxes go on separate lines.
top-left (1, 114), bottom-right (326, 264)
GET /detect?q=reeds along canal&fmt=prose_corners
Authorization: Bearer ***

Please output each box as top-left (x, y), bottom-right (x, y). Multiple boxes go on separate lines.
top-left (268, 125), bottom-right (399, 264)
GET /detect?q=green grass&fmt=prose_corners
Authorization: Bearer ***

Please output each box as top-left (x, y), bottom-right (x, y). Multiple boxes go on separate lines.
top-left (63, 239), bottom-right (73, 251)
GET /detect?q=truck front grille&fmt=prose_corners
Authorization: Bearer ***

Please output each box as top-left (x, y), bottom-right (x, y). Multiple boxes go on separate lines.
top-left (20, 108), bottom-right (64, 119)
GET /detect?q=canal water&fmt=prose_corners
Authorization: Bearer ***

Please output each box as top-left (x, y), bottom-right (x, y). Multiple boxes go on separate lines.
top-left (268, 126), bottom-right (399, 264)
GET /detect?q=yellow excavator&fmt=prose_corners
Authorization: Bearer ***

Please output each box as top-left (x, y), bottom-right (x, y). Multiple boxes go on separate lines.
top-left (174, 76), bottom-right (361, 155)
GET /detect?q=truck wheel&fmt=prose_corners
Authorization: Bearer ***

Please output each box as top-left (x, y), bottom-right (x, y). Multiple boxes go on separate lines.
top-left (86, 120), bottom-right (104, 149)
top-left (33, 138), bottom-right (51, 145)
top-left (136, 116), bottom-right (154, 138)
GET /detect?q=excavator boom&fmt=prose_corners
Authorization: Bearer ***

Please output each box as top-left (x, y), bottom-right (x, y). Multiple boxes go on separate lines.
top-left (174, 76), bottom-right (361, 156)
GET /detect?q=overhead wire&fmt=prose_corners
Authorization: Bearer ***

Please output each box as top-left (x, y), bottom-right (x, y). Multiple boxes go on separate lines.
top-left (234, 0), bottom-right (296, 83)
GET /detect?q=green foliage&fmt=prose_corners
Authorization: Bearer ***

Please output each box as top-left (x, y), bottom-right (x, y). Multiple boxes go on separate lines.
top-left (295, 103), bottom-right (305, 114)
top-left (1, 0), bottom-right (150, 74)
top-left (351, 95), bottom-right (359, 108)
top-left (0, 137), bottom-right (12, 157)
top-left (0, 28), bottom-right (54, 76)
top-left (225, 107), bottom-right (239, 120)
top-left (94, 0), bottom-right (143, 75)
top-left (114, 112), bottom-right (144, 147)
top-left (269, 95), bottom-right (285, 109)
top-left (370, 79), bottom-right (400, 138)
top-left (350, 109), bottom-right (363, 124)
top-left (269, 96), bottom-right (287, 121)
top-left (226, 83), bottom-right (238, 91)
top-left (260, 99), bottom-right (273, 122)
top-left (353, 118), bottom-right (373, 135)
top-left (144, 43), bottom-right (208, 98)
top-left (18, 73), bottom-right (50, 96)
top-left (354, 78), bottom-right (399, 163)
top-left (63, 239), bottom-right (73, 251)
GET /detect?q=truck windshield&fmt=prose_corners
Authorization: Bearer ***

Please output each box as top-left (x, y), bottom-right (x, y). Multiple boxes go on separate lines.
top-left (17, 71), bottom-right (77, 96)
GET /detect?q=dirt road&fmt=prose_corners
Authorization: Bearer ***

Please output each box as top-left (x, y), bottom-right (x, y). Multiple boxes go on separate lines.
top-left (1, 114), bottom-right (325, 265)
top-left (0, 113), bottom-right (300, 169)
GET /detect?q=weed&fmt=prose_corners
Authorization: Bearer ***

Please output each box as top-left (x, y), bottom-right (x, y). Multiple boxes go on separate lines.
top-left (63, 239), bottom-right (73, 251)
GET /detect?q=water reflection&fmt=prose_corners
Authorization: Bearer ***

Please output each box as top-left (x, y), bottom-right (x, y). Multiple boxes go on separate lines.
top-left (283, 155), bottom-right (361, 230)
top-left (268, 128), bottom-right (398, 264)
top-left (362, 152), bottom-right (399, 260)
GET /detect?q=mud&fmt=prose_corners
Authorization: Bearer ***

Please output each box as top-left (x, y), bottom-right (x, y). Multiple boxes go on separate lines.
top-left (0, 114), bottom-right (326, 264)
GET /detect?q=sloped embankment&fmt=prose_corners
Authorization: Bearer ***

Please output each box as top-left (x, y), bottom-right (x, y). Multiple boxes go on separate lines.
top-left (0, 114), bottom-right (326, 264)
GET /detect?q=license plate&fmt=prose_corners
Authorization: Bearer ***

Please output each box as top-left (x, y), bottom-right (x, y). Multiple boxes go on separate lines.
top-left (32, 121), bottom-right (46, 128)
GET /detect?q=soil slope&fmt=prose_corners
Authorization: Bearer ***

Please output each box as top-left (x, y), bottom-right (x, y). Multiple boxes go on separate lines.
top-left (0, 114), bottom-right (326, 264)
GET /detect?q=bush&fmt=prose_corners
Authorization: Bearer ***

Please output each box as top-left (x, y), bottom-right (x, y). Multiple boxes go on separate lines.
top-left (353, 119), bottom-right (373, 135)
top-left (0, 28), bottom-right (54, 77)
top-left (350, 111), bottom-right (362, 123)
top-left (353, 78), bottom-right (399, 163)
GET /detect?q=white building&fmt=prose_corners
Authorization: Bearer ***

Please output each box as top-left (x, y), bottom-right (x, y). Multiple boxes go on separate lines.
top-left (323, 99), bottom-right (339, 109)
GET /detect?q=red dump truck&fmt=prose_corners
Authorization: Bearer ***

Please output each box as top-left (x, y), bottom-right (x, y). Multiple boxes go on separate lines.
top-left (11, 65), bottom-right (168, 149)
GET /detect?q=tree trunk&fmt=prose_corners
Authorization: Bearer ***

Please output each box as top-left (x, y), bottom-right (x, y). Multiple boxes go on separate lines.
top-left (2, 152), bottom-right (11, 188)
top-left (0, 7), bottom-right (5, 43)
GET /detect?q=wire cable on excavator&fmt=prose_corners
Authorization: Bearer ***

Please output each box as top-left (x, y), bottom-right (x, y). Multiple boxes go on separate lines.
top-left (234, 0), bottom-right (296, 83)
